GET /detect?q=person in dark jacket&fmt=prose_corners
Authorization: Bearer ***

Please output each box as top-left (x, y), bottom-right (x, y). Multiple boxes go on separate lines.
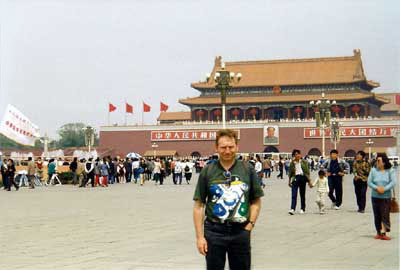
top-left (124, 158), bottom-right (132, 183)
top-left (5, 159), bottom-right (19, 191)
top-left (288, 149), bottom-right (311, 215)
top-left (322, 150), bottom-right (350, 210)
top-left (69, 157), bottom-right (78, 185)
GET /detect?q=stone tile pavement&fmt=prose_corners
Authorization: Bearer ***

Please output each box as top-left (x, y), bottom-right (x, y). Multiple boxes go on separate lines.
top-left (0, 170), bottom-right (398, 270)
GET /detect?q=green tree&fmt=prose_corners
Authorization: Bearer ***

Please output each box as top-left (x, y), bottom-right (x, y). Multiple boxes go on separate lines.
top-left (0, 134), bottom-right (40, 150)
top-left (56, 123), bottom-right (98, 148)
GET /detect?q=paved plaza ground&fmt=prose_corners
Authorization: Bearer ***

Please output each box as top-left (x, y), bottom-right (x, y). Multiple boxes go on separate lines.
top-left (0, 170), bottom-right (398, 270)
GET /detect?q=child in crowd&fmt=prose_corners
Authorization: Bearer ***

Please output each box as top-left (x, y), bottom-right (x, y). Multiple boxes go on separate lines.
top-left (311, 170), bottom-right (330, 214)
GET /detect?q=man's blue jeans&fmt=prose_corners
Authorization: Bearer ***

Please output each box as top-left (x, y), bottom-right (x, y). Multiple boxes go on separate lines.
top-left (291, 175), bottom-right (307, 211)
top-left (204, 220), bottom-right (251, 270)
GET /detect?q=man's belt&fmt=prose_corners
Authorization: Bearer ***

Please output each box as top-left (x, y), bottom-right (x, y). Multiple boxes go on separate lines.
top-left (205, 218), bottom-right (246, 227)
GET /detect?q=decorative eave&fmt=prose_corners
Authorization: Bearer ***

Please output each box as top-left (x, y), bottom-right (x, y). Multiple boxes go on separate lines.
top-left (157, 112), bottom-right (191, 121)
top-left (179, 91), bottom-right (389, 106)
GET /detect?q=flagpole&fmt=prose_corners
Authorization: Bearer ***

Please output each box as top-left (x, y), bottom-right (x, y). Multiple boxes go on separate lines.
top-left (125, 99), bottom-right (127, 126)
top-left (108, 111), bottom-right (110, 126)
top-left (142, 101), bottom-right (144, 126)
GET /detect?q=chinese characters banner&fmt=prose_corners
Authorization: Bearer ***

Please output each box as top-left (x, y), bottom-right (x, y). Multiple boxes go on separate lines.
top-left (0, 104), bottom-right (40, 146)
top-left (304, 126), bottom-right (398, 139)
top-left (151, 130), bottom-right (240, 141)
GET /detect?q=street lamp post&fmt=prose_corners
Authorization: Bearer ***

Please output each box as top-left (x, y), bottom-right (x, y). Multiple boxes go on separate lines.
top-left (310, 93), bottom-right (336, 158)
top-left (206, 63), bottom-right (241, 129)
top-left (82, 126), bottom-right (95, 153)
top-left (152, 142), bottom-right (159, 158)
top-left (366, 138), bottom-right (374, 161)
top-left (330, 121), bottom-right (341, 150)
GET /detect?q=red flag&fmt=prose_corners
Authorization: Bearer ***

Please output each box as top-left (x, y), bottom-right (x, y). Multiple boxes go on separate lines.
top-left (160, 102), bottom-right (169, 112)
top-left (109, 103), bottom-right (117, 112)
top-left (143, 102), bottom-right (151, 112)
top-left (396, 94), bottom-right (400, 105)
top-left (126, 103), bottom-right (133, 114)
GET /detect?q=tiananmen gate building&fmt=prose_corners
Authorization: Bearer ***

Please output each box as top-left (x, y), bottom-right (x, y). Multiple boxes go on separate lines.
top-left (100, 50), bottom-right (399, 158)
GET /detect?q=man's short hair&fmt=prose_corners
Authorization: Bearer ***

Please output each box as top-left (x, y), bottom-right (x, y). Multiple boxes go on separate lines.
top-left (216, 129), bottom-right (238, 146)
top-left (292, 149), bottom-right (301, 156)
top-left (267, 127), bottom-right (275, 131)
top-left (357, 151), bottom-right (366, 158)
top-left (330, 149), bottom-right (339, 154)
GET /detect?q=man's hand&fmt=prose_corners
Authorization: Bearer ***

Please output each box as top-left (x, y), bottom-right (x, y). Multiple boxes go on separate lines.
top-left (338, 172), bottom-right (345, 176)
top-left (288, 182), bottom-right (292, 188)
top-left (196, 237), bottom-right (208, 256)
top-left (377, 186), bottom-right (385, 194)
top-left (244, 223), bottom-right (253, 232)
top-left (327, 172), bottom-right (331, 176)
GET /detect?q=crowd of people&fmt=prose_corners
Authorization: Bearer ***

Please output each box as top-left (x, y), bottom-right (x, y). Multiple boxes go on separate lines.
top-left (0, 155), bottom-right (205, 190)
top-left (0, 146), bottom-right (397, 243)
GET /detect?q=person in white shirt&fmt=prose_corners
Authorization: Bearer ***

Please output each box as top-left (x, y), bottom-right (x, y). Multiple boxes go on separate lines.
top-left (183, 159), bottom-right (194, 184)
top-left (255, 155), bottom-right (265, 188)
top-left (132, 158), bottom-right (140, 183)
top-left (311, 170), bottom-right (330, 214)
top-left (153, 159), bottom-right (162, 185)
top-left (174, 159), bottom-right (183, 184)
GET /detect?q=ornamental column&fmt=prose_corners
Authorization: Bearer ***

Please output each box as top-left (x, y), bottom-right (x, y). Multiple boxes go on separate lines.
top-left (365, 104), bottom-right (369, 117)
top-left (287, 107), bottom-right (292, 119)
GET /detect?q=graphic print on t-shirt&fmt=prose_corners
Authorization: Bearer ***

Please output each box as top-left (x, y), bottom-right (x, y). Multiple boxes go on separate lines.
top-left (210, 177), bottom-right (249, 223)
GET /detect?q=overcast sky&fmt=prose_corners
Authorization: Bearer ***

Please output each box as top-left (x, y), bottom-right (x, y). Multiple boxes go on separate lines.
top-left (0, 0), bottom-right (399, 138)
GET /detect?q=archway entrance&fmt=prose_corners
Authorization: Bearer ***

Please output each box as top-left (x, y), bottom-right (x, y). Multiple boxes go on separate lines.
top-left (308, 148), bottom-right (322, 157)
top-left (191, 151), bottom-right (201, 157)
top-left (344, 149), bottom-right (356, 158)
top-left (264, 146), bottom-right (279, 153)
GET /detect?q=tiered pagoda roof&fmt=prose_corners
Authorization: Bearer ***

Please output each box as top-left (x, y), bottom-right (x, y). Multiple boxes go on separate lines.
top-left (190, 49), bottom-right (379, 90)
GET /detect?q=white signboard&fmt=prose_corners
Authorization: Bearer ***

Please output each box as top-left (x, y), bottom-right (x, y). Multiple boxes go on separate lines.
top-left (0, 104), bottom-right (40, 146)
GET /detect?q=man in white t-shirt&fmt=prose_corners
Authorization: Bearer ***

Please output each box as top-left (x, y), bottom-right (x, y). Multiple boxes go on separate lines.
top-left (174, 159), bottom-right (183, 184)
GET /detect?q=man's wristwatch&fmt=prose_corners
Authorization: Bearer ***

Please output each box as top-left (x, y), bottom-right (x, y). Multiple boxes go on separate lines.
top-left (248, 221), bottom-right (255, 227)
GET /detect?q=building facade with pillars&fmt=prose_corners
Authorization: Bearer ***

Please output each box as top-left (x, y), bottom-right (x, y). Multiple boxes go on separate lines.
top-left (179, 49), bottom-right (387, 123)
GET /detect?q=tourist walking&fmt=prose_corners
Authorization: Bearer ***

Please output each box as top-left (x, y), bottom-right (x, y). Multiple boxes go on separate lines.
top-left (100, 158), bottom-right (109, 187)
top-left (47, 159), bottom-right (56, 185)
top-left (174, 159), bottom-right (183, 185)
top-left (27, 157), bottom-right (36, 189)
top-left (277, 158), bottom-right (284, 179)
top-left (183, 159), bottom-right (194, 184)
top-left (311, 170), bottom-right (329, 214)
top-left (322, 150), bottom-right (350, 210)
top-left (353, 151), bottom-right (371, 213)
top-left (255, 155), bottom-right (265, 188)
top-left (1, 158), bottom-right (10, 190)
top-left (263, 158), bottom-right (271, 178)
top-left (94, 158), bottom-right (101, 187)
top-left (84, 158), bottom-right (95, 187)
top-left (193, 129), bottom-right (264, 270)
top-left (69, 157), bottom-right (78, 185)
top-left (288, 149), bottom-right (311, 215)
top-left (5, 159), bottom-right (18, 191)
top-left (368, 153), bottom-right (396, 240)
top-left (35, 157), bottom-right (44, 182)
top-left (117, 159), bottom-right (125, 183)
top-left (124, 158), bottom-right (132, 183)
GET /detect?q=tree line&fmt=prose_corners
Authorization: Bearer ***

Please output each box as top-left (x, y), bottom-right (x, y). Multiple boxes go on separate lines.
top-left (0, 123), bottom-right (99, 150)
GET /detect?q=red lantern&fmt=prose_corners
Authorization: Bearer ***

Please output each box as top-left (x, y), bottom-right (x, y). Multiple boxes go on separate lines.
top-left (196, 110), bottom-right (204, 117)
top-left (213, 109), bottom-right (222, 116)
top-left (332, 105), bottom-right (340, 113)
top-left (249, 108), bottom-right (257, 116)
top-left (352, 105), bottom-right (360, 113)
top-left (294, 107), bottom-right (303, 114)
top-left (232, 109), bottom-right (240, 117)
